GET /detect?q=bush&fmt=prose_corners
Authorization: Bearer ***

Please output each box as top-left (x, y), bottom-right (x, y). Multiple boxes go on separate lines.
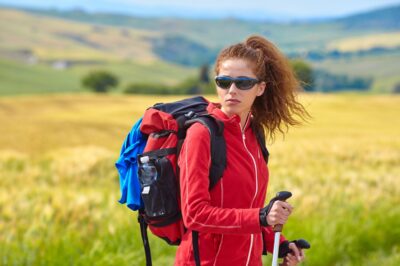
top-left (393, 82), bottom-right (400, 94)
top-left (314, 70), bottom-right (373, 92)
top-left (82, 70), bottom-right (118, 93)
top-left (291, 59), bottom-right (314, 91)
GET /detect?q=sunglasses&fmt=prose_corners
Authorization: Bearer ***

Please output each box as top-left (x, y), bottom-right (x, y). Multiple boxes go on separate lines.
top-left (215, 76), bottom-right (260, 90)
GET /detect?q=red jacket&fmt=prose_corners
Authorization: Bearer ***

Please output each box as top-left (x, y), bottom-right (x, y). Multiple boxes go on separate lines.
top-left (175, 103), bottom-right (285, 266)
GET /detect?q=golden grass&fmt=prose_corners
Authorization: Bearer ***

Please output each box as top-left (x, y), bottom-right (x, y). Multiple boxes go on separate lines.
top-left (0, 93), bottom-right (399, 265)
top-left (327, 32), bottom-right (400, 52)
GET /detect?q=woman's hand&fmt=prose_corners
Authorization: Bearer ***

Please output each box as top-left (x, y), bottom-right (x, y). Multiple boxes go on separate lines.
top-left (266, 200), bottom-right (293, 226)
top-left (279, 242), bottom-right (305, 266)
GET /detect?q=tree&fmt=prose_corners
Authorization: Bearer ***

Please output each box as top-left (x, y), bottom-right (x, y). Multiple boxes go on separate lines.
top-left (82, 70), bottom-right (118, 93)
top-left (393, 82), bottom-right (400, 94)
top-left (199, 64), bottom-right (210, 83)
top-left (291, 59), bottom-right (314, 91)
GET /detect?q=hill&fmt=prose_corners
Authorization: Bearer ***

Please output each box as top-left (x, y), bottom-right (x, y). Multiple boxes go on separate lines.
top-left (0, 8), bottom-right (197, 95)
top-left (336, 4), bottom-right (400, 30)
top-left (0, 8), bottom-right (158, 62)
top-left (14, 4), bottom-right (400, 41)
top-left (0, 5), bottom-right (399, 94)
top-left (3, 5), bottom-right (400, 56)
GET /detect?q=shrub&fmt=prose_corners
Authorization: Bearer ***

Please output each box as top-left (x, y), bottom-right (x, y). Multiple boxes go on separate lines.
top-left (291, 59), bottom-right (314, 91)
top-left (393, 82), bottom-right (400, 94)
top-left (82, 70), bottom-right (118, 93)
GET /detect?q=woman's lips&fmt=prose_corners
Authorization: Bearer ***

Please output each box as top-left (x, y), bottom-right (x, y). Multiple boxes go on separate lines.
top-left (226, 98), bottom-right (240, 104)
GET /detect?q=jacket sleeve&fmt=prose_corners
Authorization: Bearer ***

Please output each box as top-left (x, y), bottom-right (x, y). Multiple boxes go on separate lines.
top-left (178, 123), bottom-right (261, 235)
top-left (261, 226), bottom-right (287, 254)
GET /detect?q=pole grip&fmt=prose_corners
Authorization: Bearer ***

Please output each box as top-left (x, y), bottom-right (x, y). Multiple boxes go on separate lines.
top-left (274, 191), bottom-right (292, 201)
top-left (294, 239), bottom-right (311, 249)
top-left (272, 191), bottom-right (292, 232)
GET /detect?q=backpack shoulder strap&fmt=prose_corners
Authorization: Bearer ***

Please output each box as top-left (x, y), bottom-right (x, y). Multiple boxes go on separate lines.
top-left (252, 124), bottom-right (269, 164)
top-left (184, 114), bottom-right (226, 190)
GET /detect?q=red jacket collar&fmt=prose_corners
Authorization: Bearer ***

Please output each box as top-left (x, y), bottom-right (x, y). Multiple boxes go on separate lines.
top-left (206, 102), bottom-right (252, 131)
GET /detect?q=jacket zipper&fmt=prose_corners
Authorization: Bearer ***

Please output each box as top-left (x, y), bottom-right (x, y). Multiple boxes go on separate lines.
top-left (240, 115), bottom-right (259, 266)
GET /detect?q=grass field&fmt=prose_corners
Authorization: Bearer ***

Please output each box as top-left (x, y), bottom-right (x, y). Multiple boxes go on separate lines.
top-left (0, 58), bottom-right (196, 95)
top-left (0, 93), bottom-right (399, 265)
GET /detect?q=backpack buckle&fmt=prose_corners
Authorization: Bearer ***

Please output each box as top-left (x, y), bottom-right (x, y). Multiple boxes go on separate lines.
top-left (184, 111), bottom-right (196, 119)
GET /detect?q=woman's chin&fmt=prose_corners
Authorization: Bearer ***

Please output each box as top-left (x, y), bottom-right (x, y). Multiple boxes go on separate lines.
top-left (222, 106), bottom-right (241, 117)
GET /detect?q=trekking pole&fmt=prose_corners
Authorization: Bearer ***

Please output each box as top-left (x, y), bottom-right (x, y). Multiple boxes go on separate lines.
top-left (271, 191), bottom-right (292, 266)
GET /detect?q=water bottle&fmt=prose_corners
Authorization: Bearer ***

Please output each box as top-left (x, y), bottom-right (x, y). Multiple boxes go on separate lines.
top-left (139, 156), bottom-right (158, 187)
top-left (139, 156), bottom-right (166, 217)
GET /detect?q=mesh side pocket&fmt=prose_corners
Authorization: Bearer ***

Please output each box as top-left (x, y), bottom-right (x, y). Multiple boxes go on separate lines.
top-left (140, 156), bottom-right (179, 219)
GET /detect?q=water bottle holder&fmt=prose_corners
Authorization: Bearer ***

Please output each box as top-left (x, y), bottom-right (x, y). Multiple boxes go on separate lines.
top-left (139, 156), bottom-right (179, 219)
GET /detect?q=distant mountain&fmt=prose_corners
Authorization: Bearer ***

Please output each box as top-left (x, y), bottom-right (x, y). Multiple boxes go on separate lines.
top-left (2, 5), bottom-right (397, 50)
top-left (336, 4), bottom-right (400, 30)
top-left (4, 3), bottom-right (397, 29)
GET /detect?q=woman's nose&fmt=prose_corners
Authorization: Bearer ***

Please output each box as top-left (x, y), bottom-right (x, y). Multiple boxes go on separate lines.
top-left (227, 83), bottom-right (238, 94)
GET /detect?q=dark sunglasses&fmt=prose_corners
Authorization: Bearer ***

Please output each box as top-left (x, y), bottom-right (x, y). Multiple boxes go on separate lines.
top-left (215, 76), bottom-right (260, 90)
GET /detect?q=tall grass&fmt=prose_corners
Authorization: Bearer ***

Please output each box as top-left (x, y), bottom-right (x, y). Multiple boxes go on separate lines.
top-left (0, 93), bottom-right (399, 265)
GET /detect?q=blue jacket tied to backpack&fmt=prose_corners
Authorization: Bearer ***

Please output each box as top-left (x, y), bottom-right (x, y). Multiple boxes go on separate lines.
top-left (116, 117), bottom-right (146, 211)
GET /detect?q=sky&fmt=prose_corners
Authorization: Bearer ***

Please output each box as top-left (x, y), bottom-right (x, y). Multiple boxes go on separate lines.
top-left (1, 0), bottom-right (400, 21)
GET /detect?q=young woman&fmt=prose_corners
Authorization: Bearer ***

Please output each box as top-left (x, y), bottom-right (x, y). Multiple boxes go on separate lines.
top-left (175, 35), bottom-right (309, 266)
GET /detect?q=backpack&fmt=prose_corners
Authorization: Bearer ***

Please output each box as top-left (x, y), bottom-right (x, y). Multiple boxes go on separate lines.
top-left (116, 96), bottom-right (269, 266)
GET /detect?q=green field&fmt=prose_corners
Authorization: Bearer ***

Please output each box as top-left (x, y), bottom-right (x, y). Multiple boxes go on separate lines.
top-left (0, 93), bottom-right (399, 265)
top-left (0, 58), bottom-right (196, 95)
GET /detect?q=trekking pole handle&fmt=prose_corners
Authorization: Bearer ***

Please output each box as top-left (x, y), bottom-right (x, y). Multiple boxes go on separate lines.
top-left (294, 239), bottom-right (311, 250)
top-left (272, 191), bottom-right (292, 232)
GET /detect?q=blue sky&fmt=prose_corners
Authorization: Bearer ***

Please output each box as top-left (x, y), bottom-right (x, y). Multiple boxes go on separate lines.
top-left (1, 0), bottom-right (400, 20)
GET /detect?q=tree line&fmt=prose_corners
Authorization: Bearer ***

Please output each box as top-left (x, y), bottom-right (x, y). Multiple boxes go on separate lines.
top-left (81, 59), bottom-right (384, 94)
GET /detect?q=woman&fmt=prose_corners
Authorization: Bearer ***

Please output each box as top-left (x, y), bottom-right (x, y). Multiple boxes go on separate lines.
top-left (175, 35), bottom-right (309, 266)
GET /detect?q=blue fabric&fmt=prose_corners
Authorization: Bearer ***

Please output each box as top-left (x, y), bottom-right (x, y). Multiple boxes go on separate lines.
top-left (115, 117), bottom-right (146, 211)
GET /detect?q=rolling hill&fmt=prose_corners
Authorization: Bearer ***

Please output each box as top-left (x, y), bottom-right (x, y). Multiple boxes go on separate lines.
top-left (0, 4), bottom-right (399, 94)
top-left (14, 4), bottom-right (400, 50)
top-left (0, 8), bottom-right (159, 62)
top-left (0, 8), bottom-right (197, 95)
top-left (336, 4), bottom-right (400, 30)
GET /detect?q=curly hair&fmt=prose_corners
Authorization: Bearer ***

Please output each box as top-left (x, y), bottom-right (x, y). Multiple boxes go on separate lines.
top-left (214, 35), bottom-right (310, 141)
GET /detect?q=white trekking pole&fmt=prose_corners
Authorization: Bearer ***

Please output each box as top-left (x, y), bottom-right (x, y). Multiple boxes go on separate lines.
top-left (271, 191), bottom-right (292, 266)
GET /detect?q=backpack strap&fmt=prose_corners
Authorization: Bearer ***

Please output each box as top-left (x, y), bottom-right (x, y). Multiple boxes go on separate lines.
top-left (192, 231), bottom-right (201, 266)
top-left (252, 124), bottom-right (269, 164)
top-left (138, 210), bottom-right (152, 266)
top-left (184, 114), bottom-right (226, 189)
top-left (182, 114), bottom-right (226, 266)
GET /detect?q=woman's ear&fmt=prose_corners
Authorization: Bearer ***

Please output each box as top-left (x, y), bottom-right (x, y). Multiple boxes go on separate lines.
top-left (257, 81), bottom-right (266, 96)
